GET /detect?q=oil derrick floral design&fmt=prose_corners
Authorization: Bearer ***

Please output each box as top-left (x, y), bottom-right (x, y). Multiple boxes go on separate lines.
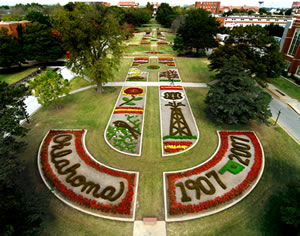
top-left (105, 86), bottom-right (147, 156)
top-left (159, 86), bottom-right (199, 156)
top-left (163, 131), bottom-right (264, 221)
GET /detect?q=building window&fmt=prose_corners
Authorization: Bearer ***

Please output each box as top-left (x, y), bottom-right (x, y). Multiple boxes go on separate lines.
top-left (288, 29), bottom-right (300, 57)
top-left (296, 66), bottom-right (300, 76)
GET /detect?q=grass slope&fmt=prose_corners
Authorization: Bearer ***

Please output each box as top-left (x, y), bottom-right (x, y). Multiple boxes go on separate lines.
top-left (270, 76), bottom-right (300, 101)
top-left (0, 67), bottom-right (37, 85)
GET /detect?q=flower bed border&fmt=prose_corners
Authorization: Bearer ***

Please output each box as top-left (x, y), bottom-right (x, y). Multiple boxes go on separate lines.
top-left (37, 129), bottom-right (139, 222)
top-left (158, 85), bottom-right (200, 157)
top-left (163, 131), bottom-right (264, 222)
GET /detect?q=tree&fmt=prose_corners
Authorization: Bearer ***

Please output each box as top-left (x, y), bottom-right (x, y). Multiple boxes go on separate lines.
top-left (124, 8), bottom-right (152, 27)
top-left (259, 8), bottom-right (268, 15)
top-left (205, 56), bottom-right (272, 125)
top-left (21, 22), bottom-right (63, 63)
top-left (25, 10), bottom-right (50, 26)
top-left (29, 69), bottom-right (71, 108)
top-left (285, 8), bottom-right (293, 15)
top-left (209, 25), bottom-right (286, 83)
top-left (0, 28), bottom-right (25, 68)
top-left (173, 8), bottom-right (219, 56)
top-left (264, 23), bottom-right (284, 37)
top-left (52, 3), bottom-right (125, 93)
top-left (146, 2), bottom-right (154, 14)
top-left (156, 3), bottom-right (178, 28)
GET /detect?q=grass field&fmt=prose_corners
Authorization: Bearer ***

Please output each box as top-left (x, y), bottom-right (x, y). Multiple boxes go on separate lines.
top-left (22, 83), bottom-right (300, 235)
top-left (270, 76), bottom-right (300, 101)
top-left (175, 57), bottom-right (216, 83)
top-left (0, 67), bottom-right (38, 85)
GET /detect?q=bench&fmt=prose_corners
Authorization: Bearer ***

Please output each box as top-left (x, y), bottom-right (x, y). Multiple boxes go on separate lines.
top-left (143, 217), bottom-right (157, 225)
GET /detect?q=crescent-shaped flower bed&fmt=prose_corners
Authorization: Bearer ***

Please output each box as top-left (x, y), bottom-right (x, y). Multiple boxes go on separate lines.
top-left (38, 129), bottom-right (139, 221)
top-left (159, 69), bottom-right (181, 82)
top-left (159, 85), bottom-right (199, 156)
top-left (105, 86), bottom-right (147, 156)
top-left (163, 131), bottom-right (264, 222)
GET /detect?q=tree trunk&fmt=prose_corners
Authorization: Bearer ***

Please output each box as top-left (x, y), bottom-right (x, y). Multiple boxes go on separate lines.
top-left (97, 82), bottom-right (104, 93)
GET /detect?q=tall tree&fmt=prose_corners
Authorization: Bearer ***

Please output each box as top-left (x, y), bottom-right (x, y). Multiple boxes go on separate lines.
top-left (25, 10), bottom-right (50, 26)
top-left (205, 56), bottom-right (272, 125)
top-left (264, 23), bottom-right (284, 37)
top-left (29, 69), bottom-right (70, 108)
top-left (173, 8), bottom-right (219, 55)
top-left (209, 25), bottom-right (286, 83)
top-left (0, 28), bottom-right (25, 68)
top-left (21, 22), bottom-right (63, 63)
top-left (156, 3), bottom-right (178, 28)
top-left (52, 3), bottom-right (125, 93)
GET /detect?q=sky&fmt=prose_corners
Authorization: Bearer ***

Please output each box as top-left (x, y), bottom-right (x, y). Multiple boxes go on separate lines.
top-left (0, 0), bottom-right (295, 8)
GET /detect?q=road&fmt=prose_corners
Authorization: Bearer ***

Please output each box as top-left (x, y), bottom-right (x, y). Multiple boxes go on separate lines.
top-left (269, 98), bottom-right (300, 144)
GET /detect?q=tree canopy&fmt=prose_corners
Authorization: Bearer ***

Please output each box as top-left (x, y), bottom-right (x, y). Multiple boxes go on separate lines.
top-left (173, 8), bottom-right (219, 55)
top-left (205, 56), bottom-right (272, 125)
top-left (156, 3), bottom-right (178, 28)
top-left (0, 28), bottom-right (25, 68)
top-left (264, 23), bottom-right (284, 37)
top-left (29, 69), bottom-right (70, 108)
top-left (209, 25), bottom-right (286, 83)
top-left (52, 2), bottom-right (125, 93)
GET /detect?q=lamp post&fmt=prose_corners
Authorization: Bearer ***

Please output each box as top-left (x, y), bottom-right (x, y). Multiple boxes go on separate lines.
top-left (274, 109), bottom-right (282, 125)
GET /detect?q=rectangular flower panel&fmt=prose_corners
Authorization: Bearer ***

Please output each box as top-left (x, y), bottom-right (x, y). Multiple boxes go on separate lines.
top-left (105, 86), bottom-right (147, 156)
top-left (159, 85), bottom-right (199, 157)
top-left (38, 129), bottom-right (139, 221)
top-left (126, 68), bottom-right (148, 82)
top-left (163, 131), bottom-right (264, 222)
top-left (132, 57), bottom-right (149, 67)
top-left (159, 69), bottom-right (181, 82)
top-left (159, 58), bottom-right (176, 66)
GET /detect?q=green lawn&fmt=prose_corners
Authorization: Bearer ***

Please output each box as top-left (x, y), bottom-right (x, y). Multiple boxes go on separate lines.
top-left (270, 76), bottom-right (300, 101)
top-left (157, 46), bottom-right (177, 55)
top-left (70, 76), bottom-right (92, 91)
top-left (22, 85), bottom-right (300, 235)
top-left (0, 67), bottom-right (38, 85)
top-left (124, 46), bottom-right (151, 54)
top-left (175, 57), bottom-right (216, 83)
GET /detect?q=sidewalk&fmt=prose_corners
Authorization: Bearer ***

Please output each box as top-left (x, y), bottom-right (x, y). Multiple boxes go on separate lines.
top-left (266, 83), bottom-right (300, 115)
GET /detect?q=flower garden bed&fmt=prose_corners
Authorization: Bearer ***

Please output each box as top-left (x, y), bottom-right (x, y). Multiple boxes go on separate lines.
top-left (132, 57), bottom-right (149, 67)
top-left (159, 85), bottom-right (199, 156)
top-left (159, 58), bottom-right (175, 66)
top-left (159, 69), bottom-right (181, 82)
top-left (105, 86), bottom-right (147, 156)
top-left (158, 41), bottom-right (169, 45)
top-left (38, 129), bottom-right (139, 221)
top-left (126, 68), bottom-right (148, 82)
top-left (147, 65), bottom-right (160, 70)
top-left (163, 131), bottom-right (264, 222)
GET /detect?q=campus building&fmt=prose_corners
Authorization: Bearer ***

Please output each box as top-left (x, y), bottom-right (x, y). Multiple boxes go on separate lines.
top-left (217, 15), bottom-right (292, 28)
top-left (195, 1), bottom-right (220, 13)
top-left (219, 5), bottom-right (259, 13)
top-left (0, 20), bottom-right (30, 37)
top-left (118, 1), bottom-right (139, 8)
top-left (281, 11), bottom-right (300, 76)
top-left (292, 2), bottom-right (300, 9)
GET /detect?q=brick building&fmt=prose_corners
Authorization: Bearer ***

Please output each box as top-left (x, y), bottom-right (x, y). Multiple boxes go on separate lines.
top-left (195, 1), bottom-right (220, 13)
top-left (281, 12), bottom-right (300, 76)
top-left (0, 20), bottom-right (30, 37)
top-left (292, 2), bottom-right (300, 9)
top-left (118, 1), bottom-right (139, 8)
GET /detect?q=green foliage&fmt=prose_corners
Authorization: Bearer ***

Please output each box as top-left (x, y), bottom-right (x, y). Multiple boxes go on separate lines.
top-left (52, 3), bottom-right (125, 93)
top-left (259, 8), bottom-right (268, 15)
top-left (0, 14), bottom-right (24, 21)
top-left (264, 23), bottom-right (284, 37)
top-left (280, 183), bottom-right (300, 231)
top-left (209, 25), bottom-right (286, 82)
top-left (174, 8), bottom-right (219, 56)
top-left (25, 10), bottom-right (50, 26)
top-left (125, 8), bottom-right (152, 27)
top-left (285, 8), bottom-right (293, 15)
top-left (156, 3), bottom-right (178, 28)
top-left (29, 69), bottom-right (70, 108)
top-left (21, 22), bottom-right (63, 62)
top-left (0, 28), bottom-right (25, 68)
top-left (205, 56), bottom-right (272, 125)
top-left (0, 81), bottom-right (28, 187)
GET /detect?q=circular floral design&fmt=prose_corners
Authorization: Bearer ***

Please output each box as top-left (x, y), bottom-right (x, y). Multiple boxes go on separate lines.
top-left (147, 65), bottom-right (160, 70)
top-left (122, 87), bottom-right (145, 96)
